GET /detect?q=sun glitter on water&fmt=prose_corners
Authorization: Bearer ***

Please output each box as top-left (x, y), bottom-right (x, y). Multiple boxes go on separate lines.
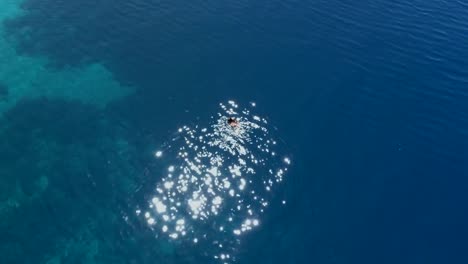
top-left (138, 101), bottom-right (291, 262)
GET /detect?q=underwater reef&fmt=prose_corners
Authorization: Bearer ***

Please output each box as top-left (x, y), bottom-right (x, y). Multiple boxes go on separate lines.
top-left (0, 98), bottom-right (171, 263)
top-left (0, 0), bottom-right (134, 116)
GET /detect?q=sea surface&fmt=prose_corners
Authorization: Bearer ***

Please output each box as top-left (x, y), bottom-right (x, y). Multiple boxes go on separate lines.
top-left (0, 0), bottom-right (467, 263)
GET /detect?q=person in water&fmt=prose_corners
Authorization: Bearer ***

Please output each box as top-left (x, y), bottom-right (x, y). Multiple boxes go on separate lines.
top-left (228, 117), bottom-right (239, 127)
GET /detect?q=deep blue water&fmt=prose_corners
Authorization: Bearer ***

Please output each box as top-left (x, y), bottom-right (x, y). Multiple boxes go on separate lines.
top-left (1, 0), bottom-right (468, 263)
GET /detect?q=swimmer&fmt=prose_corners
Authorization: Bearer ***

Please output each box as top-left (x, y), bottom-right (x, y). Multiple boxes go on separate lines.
top-left (227, 117), bottom-right (239, 128)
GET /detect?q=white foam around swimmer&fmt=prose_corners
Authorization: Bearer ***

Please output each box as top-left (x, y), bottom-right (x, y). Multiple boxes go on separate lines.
top-left (140, 101), bottom-right (290, 262)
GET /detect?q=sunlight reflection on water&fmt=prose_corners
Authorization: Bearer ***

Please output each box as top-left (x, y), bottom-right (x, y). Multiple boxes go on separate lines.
top-left (138, 101), bottom-right (291, 262)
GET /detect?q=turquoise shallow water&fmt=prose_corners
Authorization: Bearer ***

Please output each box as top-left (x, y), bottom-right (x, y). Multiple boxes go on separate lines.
top-left (1, 0), bottom-right (468, 263)
top-left (0, 0), bottom-right (132, 114)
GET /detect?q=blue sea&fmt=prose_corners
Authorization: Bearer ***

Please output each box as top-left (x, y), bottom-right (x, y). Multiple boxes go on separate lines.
top-left (1, 0), bottom-right (467, 263)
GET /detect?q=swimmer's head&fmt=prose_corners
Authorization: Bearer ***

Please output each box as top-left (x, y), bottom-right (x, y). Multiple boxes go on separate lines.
top-left (228, 117), bottom-right (239, 127)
